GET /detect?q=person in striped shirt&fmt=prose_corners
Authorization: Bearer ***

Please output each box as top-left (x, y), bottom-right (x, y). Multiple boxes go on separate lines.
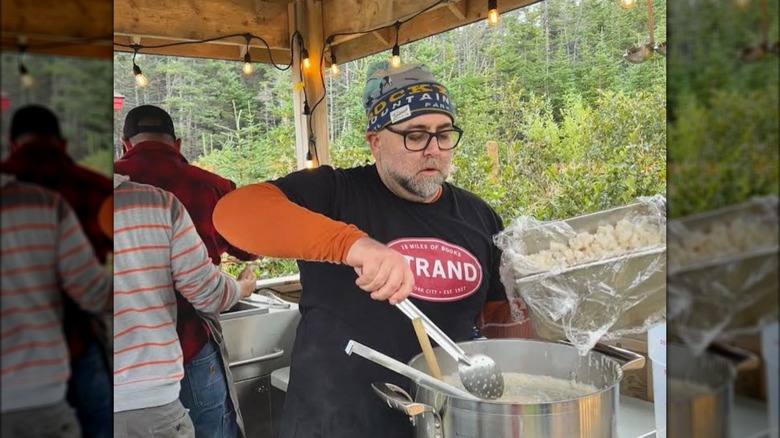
top-left (112, 174), bottom-right (255, 438)
top-left (3, 104), bottom-right (114, 438)
top-left (1, 172), bottom-right (112, 438)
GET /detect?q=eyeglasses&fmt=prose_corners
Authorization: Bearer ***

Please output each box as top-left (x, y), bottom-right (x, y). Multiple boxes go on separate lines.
top-left (385, 125), bottom-right (463, 152)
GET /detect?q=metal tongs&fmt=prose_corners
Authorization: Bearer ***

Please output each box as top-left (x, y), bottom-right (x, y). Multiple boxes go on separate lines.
top-left (395, 299), bottom-right (505, 400)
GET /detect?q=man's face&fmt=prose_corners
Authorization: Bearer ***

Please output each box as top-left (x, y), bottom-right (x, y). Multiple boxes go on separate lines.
top-left (367, 113), bottom-right (455, 202)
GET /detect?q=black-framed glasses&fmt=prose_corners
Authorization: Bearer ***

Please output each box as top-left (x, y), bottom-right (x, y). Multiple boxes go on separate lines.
top-left (385, 125), bottom-right (463, 151)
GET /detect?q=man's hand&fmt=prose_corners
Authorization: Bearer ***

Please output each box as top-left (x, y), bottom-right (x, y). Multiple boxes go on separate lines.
top-left (345, 237), bottom-right (414, 305)
top-left (237, 266), bottom-right (257, 299)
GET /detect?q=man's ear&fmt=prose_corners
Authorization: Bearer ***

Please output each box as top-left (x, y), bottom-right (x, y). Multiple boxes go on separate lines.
top-left (121, 138), bottom-right (132, 153)
top-left (365, 132), bottom-right (380, 154)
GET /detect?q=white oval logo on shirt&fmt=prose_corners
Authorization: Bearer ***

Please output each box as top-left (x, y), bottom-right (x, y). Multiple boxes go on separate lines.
top-left (387, 238), bottom-right (483, 302)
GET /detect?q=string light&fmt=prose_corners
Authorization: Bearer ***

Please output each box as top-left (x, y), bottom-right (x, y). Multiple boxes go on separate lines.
top-left (18, 45), bottom-right (34, 89)
top-left (242, 52), bottom-right (254, 75)
top-left (487, 0), bottom-right (500, 26)
top-left (242, 34), bottom-right (254, 75)
top-left (296, 34), bottom-right (311, 70)
top-left (390, 22), bottom-right (402, 68)
top-left (305, 150), bottom-right (315, 169)
top-left (620, 0), bottom-right (636, 10)
top-left (329, 46), bottom-right (340, 76)
top-left (131, 46), bottom-right (148, 88)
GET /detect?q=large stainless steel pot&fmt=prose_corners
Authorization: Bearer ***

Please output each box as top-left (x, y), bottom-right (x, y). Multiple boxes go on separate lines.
top-left (667, 342), bottom-right (759, 438)
top-left (373, 339), bottom-right (644, 438)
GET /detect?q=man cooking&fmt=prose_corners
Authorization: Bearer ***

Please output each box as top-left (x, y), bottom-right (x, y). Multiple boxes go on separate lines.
top-left (212, 62), bottom-right (534, 437)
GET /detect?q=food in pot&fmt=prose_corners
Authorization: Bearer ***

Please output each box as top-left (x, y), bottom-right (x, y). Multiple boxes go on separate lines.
top-left (667, 377), bottom-right (715, 401)
top-left (668, 215), bottom-right (779, 266)
top-left (444, 372), bottom-right (599, 403)
top-left (526, 218), bottom-right (664, 270)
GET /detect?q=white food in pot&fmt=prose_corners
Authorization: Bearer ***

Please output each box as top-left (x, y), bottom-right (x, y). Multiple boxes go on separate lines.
top-left (667, 377), bottom-right (715, 401)
top-left (444, 372), bottom-right (600, 403)
top-left (526, 218), bottom-right (665, 271)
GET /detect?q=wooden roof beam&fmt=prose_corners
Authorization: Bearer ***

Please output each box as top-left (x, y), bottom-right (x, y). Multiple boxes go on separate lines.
top-left (447, 0), bottom-right (468, 21)
top-left (329, 0), bottom-right (539, 64)
top-left (114, 0), bottom-right (291, 51)
top-left (2, 0), bottom-right (112, 58)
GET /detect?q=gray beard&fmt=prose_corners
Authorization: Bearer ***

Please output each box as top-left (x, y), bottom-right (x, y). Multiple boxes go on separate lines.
top-left (389, 168), bottom-right (445, 200)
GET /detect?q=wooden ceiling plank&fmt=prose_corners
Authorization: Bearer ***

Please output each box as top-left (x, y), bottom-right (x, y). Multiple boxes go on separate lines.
top-left (371, 29), bottom-right (391, 46)
top-left (447, 1), bottom-right (468, 21)
top-left (323, 0), bottom-right (460, 37)
top-left (114, 0), bottom-right (291, 50)
top-left (1, 0), bottom-right (112, 40)
top-left (331, 0), bottom-right (537, 64)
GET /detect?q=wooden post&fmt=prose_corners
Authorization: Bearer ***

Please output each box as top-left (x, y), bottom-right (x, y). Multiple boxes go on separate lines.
top-left (290, 2), bottom-right (308, 170)
top-left (306, 0), bottom-right (330, 166)
top-left (290, 0), bottom-right (330, 170)
top-left (486, 140), bottom-right (499, 181)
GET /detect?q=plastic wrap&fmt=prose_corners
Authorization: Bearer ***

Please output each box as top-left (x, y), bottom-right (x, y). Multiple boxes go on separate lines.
top-left (667, 196), bottom-right (779, 355)
top-left (494, 195), bottom-right (667, 355)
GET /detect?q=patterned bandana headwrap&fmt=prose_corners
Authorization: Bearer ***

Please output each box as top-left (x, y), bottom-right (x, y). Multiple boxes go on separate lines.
top-left (362, 62), bottom-right (456, 132)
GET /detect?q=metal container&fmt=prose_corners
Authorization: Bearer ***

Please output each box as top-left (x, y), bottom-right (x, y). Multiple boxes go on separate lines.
top-left (501, 201), bottom-right (666, 341)
top-left (373, 339), bottom-right (644, 438)
top-left (667, 342), bottom-right (759, 438)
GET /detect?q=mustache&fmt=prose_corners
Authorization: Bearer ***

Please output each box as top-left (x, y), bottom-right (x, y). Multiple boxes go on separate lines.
top-left (419, 160), bottom-right (443, 171)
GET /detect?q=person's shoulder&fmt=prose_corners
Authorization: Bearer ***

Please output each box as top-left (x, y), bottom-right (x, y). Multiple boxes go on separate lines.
top-left (71, 165), bottom-right (113, 190)
top-left (447, 183), bottom-right (489, 207)
top-left (115, 178), bottom-right (172, 201)
top-left (446, 183), bottom-right (502, 219)
top-left (3, 178), bottom-right (61, 202)
top-left (184, 163), bottom-right (236, 189)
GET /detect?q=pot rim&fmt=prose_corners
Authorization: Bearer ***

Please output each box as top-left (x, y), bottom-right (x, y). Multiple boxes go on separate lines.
top-left (408, 338), bottom-right (626, 408)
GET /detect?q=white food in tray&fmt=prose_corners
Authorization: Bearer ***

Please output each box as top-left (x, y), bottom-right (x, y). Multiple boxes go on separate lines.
top-left (525, 218), bottom-right (665, 271)
top-left (668, 216), bottom-right (779, 267)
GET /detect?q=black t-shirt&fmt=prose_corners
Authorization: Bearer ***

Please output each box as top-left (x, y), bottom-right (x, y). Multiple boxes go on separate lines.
top-left (273, 165), bottom-right (506, 438)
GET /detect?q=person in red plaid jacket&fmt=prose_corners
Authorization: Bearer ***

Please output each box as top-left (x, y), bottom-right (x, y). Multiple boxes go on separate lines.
top-left (1, 105), bottom-right (113, 438)
top-left (114, 105), bottom-right (258, 438)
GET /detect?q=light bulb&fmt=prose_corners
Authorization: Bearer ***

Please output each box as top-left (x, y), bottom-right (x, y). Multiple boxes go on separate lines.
top-left (620, 0), bottom-right (636, 9)
top-left (330, 62), bottom-right (340, 76)
top-left (242, 53), bottom-right (254, 75)
top-left (133, 63), bottom-right (148, 88)
top-left (21, 73), bottom-right (35, 89)
top-left (19, 64), bottom-right (34, 89)
top-left (305, 151), bottom-right (315, 169)
top-left (301, 48), bottom-right (311, 70)
top-left (390, 44), bottom-right (401, 68)
top-left (135, 72), bottom-right (148, 88)
top-left (488, 8), bottom-right (499, 26)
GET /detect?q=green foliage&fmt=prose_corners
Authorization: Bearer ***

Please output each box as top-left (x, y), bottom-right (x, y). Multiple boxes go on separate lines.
top-left (78, 148), bottom-right (114, 177)
top-left (667, 87), bottom-right (779, 218)
top-left (667, 0), bottom-right (779, 218)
